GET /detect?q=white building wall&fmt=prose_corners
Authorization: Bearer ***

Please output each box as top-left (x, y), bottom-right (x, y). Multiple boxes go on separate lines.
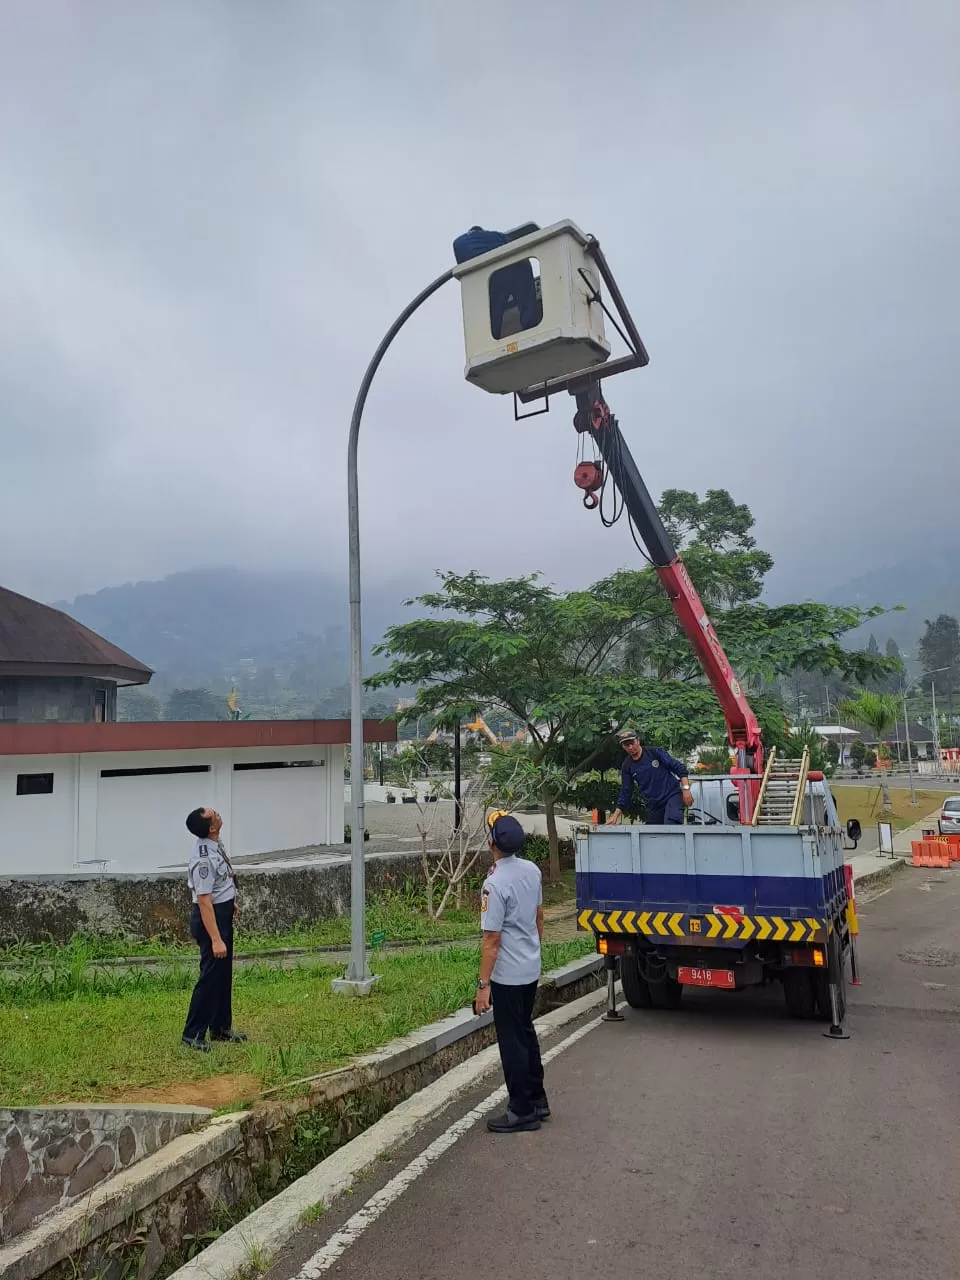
top-left (0, 754), bottom-right (80, 874)
top-left (0, 744), bottom-right (341, 876)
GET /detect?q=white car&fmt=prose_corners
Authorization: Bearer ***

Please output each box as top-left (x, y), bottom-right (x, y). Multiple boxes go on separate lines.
top-left (939, 797), bottom-right (960, 836)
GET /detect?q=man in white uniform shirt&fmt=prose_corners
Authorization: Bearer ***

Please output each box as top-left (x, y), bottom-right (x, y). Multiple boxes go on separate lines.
top-left (474, 812), bottom-right (547, 1133)
top-left (181, 807), bottom-right (247, 1052)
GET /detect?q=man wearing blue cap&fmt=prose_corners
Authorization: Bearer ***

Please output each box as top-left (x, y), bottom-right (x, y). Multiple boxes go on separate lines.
top-left (608, 728), bottom-right (693, 825)
top-left (474, 812), bottom-right (548, 1134)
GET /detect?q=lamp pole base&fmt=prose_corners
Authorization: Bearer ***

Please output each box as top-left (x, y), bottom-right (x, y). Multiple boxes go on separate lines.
top-left (331, 974), bottom-right (380, 997)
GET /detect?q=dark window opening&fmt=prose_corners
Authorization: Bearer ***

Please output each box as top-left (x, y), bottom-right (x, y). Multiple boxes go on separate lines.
top-left (100, 765), bottom-right (211, 778)
top-left (17, 773), bottom-right (54, 796)
top-left (233, 760), bottom-right (320, 771)
top-left (489, 257), bottom-right (543, 339)
top-left (94, 688), bottom-right (107, 723)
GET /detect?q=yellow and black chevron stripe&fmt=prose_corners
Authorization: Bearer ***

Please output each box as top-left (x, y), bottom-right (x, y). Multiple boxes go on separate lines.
top-left (577, 908), bottom-right (824, 944)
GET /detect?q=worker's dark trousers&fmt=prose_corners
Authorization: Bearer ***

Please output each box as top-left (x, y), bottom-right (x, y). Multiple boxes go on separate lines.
top-left (491, 979), bottom-right (546, 1119)
top-left (183, 900), bottom-right (235, 1041)
top-left (647, 793), bottom-right (685, 824)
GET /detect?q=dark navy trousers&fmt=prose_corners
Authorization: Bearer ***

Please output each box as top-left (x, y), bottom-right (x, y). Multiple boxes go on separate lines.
top-left (182, 899), bottom-right (235, 1042)
top-left (647, 793), bottom-right (685, 824)
top-left (491, 979), bottom-right (546, 1119)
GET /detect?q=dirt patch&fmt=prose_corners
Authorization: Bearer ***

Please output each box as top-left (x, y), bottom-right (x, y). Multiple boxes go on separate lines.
top-left (111, 1073), bottom-right (261, 1109)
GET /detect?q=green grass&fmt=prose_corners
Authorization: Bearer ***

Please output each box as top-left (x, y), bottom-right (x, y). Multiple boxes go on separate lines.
top-left (832, 784), bottom-right (945, 833)
top-left (0, 940), bottom-right (592, 1108)
top-left (0, 890), bottom-right (484, 966)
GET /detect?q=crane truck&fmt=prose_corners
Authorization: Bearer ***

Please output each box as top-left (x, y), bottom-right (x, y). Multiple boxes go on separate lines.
top-left (571, 383), bottom-right (861, 1036)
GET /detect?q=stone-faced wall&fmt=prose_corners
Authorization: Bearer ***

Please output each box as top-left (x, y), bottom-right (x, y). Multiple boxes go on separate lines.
top-left (0, 678), bottom-right (117, 724)
top-left (0, 1105), bottom-right (210, 1243)
top-left (0, 853), bottom-right (424, 944)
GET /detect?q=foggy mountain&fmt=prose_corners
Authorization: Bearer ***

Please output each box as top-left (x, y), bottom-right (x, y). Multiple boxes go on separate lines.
top-left (56, 567), bottom-right (423, 699)
top-left (816, 543), bottom-right (960, 658)
top-left (57, 544), bottom-right (958, 706)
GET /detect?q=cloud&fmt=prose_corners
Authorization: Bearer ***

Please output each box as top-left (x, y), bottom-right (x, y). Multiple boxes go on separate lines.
top-left (0, 0), bottom-right (957, 604)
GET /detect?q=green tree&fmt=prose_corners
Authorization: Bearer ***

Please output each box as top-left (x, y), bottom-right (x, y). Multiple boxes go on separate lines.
top-left (838, 691), bottom-right (900, 748)
top-left (116, 688), bottom-right (163, 722)
top-left (837, 690), bottom-right (900, 810)
top-left (370, 551), bottom-right (895, 878)
top-left (165, 688), bottom-right (226, 721)
top-left (850, 739), bottom-right (867, 773)
top-left (880, 637), bottom-right (905, 694)
top-left (918, 614), bottom-right (960, 691)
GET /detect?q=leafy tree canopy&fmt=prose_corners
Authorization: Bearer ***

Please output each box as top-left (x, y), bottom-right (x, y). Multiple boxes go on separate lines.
top-left (918, 614), bottom-right (960, 689)
top-left (368, 490), bottom-right (898, 873)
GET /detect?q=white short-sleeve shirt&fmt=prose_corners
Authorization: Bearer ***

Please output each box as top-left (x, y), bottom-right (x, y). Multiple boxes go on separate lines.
top-left (480, 855), bottom-right (542, 985)
top-left (186, 839), bottom-right (236, 906)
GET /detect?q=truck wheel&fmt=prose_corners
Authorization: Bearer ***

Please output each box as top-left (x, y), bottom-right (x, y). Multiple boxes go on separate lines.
top-left (813, 934), bottom-right (847, 1023)
top-left (648, 974), bottom-right (684, 1009)
top-left (782, 969), bottom-right (817, 1019)
top-left (620, 952), bottom-right (654, 1008)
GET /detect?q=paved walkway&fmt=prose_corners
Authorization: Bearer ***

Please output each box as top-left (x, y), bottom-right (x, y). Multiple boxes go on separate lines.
top-left (263, 867), bottom-right (960, 1280)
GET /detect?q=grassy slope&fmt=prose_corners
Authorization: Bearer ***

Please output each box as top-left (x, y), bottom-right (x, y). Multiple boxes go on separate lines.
top-left (1, 940), bottom-right (591, 1108)
top-left (832, 784), bottom-right (945, 833)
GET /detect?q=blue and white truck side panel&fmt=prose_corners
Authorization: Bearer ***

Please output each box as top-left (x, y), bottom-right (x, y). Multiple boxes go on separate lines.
top-left (576, 806), bottom-right (848, 948)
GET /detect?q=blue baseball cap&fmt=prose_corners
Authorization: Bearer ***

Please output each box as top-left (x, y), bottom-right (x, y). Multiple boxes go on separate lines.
top-left (489, 814), bottom-right (526, 854)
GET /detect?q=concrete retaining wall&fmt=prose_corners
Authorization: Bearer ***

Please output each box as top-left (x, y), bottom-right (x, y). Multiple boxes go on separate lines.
top-left (0, 957), bottom-right (603, 1280)
top-left (0, 854), bottom-right (424, 944)
top-left (0, 1105), bottom-right (210, 1244)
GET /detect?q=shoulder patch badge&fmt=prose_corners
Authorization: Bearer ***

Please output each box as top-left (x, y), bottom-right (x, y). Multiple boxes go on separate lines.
top-left (481, 888), bottom-right (490, 914)
top-left (198, 863), bottom-right (210, 879)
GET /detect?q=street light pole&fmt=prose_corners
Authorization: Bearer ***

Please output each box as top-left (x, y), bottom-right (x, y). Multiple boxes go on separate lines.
top-left (333, 267), bottom-right (455, 995)
top-left (902, 690), bottom-right (916, 807)
top-left (931, 678), bottom-right (943, 775)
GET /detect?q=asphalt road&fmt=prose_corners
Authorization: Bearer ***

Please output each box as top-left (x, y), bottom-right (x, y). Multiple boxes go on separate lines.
top-left (265, 869), bottom-right (960, 1280)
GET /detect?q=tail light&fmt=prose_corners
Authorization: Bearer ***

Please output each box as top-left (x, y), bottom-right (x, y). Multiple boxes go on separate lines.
top-left (598, 936), bottom-right (627, 956)
top-left (783, 946), bottom-right (826, 967)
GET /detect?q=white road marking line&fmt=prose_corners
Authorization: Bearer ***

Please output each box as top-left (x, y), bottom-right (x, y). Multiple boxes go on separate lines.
top-left (292, 1016), bottom-right (601, 1278)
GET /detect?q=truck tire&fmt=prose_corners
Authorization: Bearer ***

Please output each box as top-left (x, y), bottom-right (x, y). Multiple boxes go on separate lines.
top-left (782, 969), bottom-right (817, 1019)
top-left (648, 973), bottom-right (684, 1009)
top-left (620, 953), bottom-right (654, 1008)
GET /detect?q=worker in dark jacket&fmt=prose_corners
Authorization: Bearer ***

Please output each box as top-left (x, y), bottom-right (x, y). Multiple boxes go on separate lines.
top-left (608, 729), bottom-right (693, 825)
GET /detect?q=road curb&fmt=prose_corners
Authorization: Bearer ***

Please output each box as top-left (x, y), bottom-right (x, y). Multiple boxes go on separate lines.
top-left (854, 857), bottom-right (907, 892)
top-left (165, 983), bottom-right (608, 1280)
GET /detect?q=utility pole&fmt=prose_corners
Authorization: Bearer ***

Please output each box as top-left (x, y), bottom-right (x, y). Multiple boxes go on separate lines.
top-left (902, 691), bottom-right (916, 807)
top-left (931, 679), bottom-right (943, 775)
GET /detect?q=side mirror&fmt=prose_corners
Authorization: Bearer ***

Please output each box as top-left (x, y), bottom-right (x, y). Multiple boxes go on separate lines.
top-left (846, 818), bottom-right (862, 848)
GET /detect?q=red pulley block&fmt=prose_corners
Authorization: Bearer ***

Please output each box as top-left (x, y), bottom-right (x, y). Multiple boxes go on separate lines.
top-left (573, 461), bottom-right (603, 509)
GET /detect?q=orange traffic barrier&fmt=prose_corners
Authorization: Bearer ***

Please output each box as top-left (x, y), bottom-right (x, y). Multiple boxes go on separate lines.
top-left (913, 839), bottom-right (951, 868)
top-left (929, 840), bottom-right (950, 869)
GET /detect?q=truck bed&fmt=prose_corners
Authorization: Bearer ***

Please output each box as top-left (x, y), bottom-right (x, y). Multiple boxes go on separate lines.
top-left (576, 823), bottom-right (848, 948)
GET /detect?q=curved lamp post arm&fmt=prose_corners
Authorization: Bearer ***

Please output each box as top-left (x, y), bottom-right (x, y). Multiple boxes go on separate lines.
top-left (337, 267), bottom-right (455, 992)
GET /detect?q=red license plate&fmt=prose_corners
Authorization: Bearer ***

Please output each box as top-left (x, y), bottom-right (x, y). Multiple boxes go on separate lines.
top-left (678, 966), bottom-right (735, 989)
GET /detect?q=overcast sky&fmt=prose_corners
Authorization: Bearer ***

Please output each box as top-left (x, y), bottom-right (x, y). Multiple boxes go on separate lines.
top-left (1, 0), bottom-right (957, 606)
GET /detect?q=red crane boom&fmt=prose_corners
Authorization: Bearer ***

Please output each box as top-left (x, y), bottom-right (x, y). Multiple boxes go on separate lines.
top-left (573, 384), bottom-right (764, 820)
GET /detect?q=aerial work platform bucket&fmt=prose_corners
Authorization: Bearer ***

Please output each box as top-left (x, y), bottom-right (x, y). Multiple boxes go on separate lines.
top-left (452, 220), bottom-right (611, 395)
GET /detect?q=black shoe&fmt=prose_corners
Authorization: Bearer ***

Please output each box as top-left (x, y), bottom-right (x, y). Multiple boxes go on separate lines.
top-left (210, 1029), bottom-right (248, 1043)
top-left (534, 1099), bottom-right (551, 1121)
top-left (181, 1036), bottom-right (211, 1053)
top-left (487, 1110), bottom-right (541, 1134)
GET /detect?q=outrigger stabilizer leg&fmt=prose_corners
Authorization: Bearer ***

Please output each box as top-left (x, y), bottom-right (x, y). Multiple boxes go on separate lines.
top-left (601, 953), bottom-right (624, 1022)
top-left (823, 935), bottom-right (850, 1040)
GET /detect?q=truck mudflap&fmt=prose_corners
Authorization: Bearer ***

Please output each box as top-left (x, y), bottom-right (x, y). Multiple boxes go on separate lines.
top-left (577, 906), bottom-right (827, 945)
